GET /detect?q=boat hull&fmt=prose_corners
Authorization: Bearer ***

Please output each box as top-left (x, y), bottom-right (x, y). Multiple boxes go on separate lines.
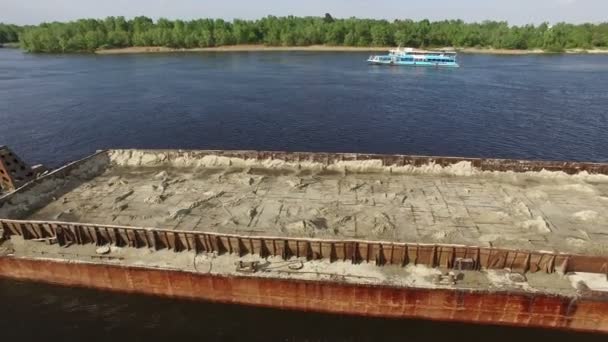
top-left (1, 255), bottom-right (607, 333)
top-left (367, 59), bottom-right (459, 67)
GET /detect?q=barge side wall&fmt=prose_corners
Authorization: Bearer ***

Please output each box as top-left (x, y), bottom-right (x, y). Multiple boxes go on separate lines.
top-left (3, 219), bottom-right (608, 274)
top-left (0, 256), bottom-right (607, 333)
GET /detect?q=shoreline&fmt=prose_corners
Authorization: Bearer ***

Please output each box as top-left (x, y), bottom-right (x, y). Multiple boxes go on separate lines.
top-left (95, 45), bottom-right (608, 55)
top-left (0, 42), bottom-right (20, 49)
top-left (461, 47), bottom-right (608, 55)
top-left (95, 45), bottom-right (390, 54)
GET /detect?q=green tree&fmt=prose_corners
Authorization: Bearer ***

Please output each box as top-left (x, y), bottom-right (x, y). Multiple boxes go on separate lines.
top-left (213, 19), bottom-right (234, 46)
top-left (13, 15), bottom-right (608, 53)
top-left (371, 21), bottom-right (393, 46)
top-left (343, 31), bottom-right (356, 46)
top-left (108, 30), bottom-right (130, 47)
top-left (84, 30), bottom-right (104, 51)
top-left (543, 24), bottom-right (568, 52)
top-left (0, 24), bottom-right (22, 43)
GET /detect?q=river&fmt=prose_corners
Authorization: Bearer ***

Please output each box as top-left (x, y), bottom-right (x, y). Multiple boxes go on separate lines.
top-left (1, 49), bottom-right (608, 167)
top-left (0, 48), bottom-right (607, 340)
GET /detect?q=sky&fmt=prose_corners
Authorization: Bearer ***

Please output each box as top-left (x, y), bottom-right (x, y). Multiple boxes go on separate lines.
top-left (1, 0), bottom-right (606, 26)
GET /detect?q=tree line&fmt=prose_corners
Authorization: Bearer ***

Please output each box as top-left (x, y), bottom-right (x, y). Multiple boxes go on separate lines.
top-left (6, 14), bottom-right (608, 53)
top-left (0, 24), bottom-right (23, 44)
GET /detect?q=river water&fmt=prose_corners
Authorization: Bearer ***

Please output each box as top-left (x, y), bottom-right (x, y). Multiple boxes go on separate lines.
top-left (1, 48), bottom-right (608, 340)
top-left (1, 49), bottom-right (608, 167)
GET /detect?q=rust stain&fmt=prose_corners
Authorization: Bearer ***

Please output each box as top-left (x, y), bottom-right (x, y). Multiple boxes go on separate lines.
top-left (0, 256), bottom-right (607, 333)
top-left (0, 146), bottom-right (36, 191)
top-left (2, 219), bottom-right (608, 274)
top-left (2, 149), bottom-right (608, 333)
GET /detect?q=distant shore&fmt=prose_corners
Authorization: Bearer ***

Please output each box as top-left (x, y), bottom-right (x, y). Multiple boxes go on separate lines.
top-left (0, 42), bottom-right (20, 49)
top-left (459, 47), bottom-right (608, 55)
top-left (95, 45), bottom-right (390, 54)
top-left (95, 45), bottom-right (608, 55)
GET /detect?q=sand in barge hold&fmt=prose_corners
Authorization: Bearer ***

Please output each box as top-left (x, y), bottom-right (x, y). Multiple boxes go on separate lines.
top-left (3, 149), bottom-right (608, 256)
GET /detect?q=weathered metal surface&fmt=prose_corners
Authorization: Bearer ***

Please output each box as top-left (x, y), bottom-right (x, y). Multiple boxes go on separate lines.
top-left (0, 146), bottom-right (35, 191)
top-left (2, 219), bottom-right (608, 276)
top-left (0, 148), bottom-right (106, 197)
top-left (0, 256), bottom-right (607, 333)
top-left (2, 148), bottom-right (608, 332)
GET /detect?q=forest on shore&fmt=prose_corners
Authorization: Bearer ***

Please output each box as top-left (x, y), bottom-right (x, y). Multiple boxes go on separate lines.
top-left (0, 24), bottom-right (22, 45)
top-left (3, 14), bottom-right (608, 53)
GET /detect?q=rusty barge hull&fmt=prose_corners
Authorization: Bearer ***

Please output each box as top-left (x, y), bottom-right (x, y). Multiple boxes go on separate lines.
top-left (1, 149), bottom-right (608, 333)
top-left (1, 255), bottom-right (606, 332)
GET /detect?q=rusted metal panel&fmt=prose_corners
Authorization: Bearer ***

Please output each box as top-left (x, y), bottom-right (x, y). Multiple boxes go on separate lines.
top-left (0, 150), bottom-right (108, 210)
top-left (3, 219), bottom-right (608, 278)
top-left (0, 146), bottom-right (36, 191)
top-left (5, 222), bottom-right (20, 237)
top-left (0, 256), bottom-right (607, 333)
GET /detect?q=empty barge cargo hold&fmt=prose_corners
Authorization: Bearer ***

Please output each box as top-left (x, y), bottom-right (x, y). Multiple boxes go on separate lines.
top-left (1, 149), bottom-right (608, 333)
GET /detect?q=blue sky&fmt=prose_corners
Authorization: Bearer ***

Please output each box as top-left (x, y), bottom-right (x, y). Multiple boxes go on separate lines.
top-left (1, 0), bottom-right (606, 25)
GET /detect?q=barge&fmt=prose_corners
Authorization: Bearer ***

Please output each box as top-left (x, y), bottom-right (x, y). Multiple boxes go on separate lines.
top-left (1, 147), bottom-right (608, 333)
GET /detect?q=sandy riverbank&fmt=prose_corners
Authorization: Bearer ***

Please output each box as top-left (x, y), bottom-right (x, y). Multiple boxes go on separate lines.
top-left (96, 45), bottom-right (608, 55)
top-left (0, 42), bottom-right (20, 49)
top-left (458, 48), bottom-right (546, 54)
top-left (459, 47), bottom-right (608, 54)
top-left (95, 45), bottom-right (390, 54)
